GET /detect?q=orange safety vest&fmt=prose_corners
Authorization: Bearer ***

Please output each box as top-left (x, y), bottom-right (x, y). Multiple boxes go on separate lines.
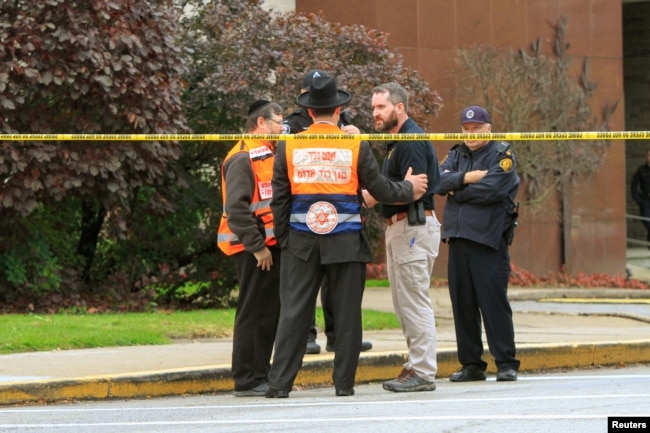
top-left (217, 140), bottom-right (276, 256)
top-left (286, 123), bottom-right (362, 235)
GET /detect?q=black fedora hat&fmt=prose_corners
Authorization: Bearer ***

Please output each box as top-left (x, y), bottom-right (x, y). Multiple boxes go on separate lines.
top-left (296, 73), bottom-right (352, 109)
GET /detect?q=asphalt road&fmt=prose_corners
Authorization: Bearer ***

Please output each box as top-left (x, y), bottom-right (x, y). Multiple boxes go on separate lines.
top-left (2, 365), bottom-right (649, 433)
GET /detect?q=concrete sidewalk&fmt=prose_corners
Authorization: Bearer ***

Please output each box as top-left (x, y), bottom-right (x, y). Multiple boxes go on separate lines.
top-left (0, 286), bottom-right (649, 405)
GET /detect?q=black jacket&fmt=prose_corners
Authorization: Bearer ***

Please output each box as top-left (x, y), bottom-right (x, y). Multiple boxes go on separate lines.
top-left (283, 108), bottom-right (312, 134)
top-left (379, 117), bottom-right (439, 218)
top-left (631, 162), bottom-right (650, 203)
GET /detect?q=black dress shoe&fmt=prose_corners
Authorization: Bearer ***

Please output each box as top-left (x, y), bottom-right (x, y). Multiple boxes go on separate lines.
top-left (233, 382), bottom-right (269, 397)
top-left (496, 367), bottom-right (518, 382)
top-left (449, 365), bottom-right (487, 382)
top-left (265, 388), bottom-right (289, 398)
top-left (305, 341), bottom-right (321, 355)
top-left (326, 341), bottom-right (373, 352)
top-left (335, 388), bottom-right (355, 396)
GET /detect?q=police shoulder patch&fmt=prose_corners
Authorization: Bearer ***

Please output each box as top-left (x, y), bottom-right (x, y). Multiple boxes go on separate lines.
top-left (499, 158), bottom-right (514, 172)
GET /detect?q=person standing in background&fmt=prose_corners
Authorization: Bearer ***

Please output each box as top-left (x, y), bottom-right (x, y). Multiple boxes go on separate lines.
top-left (631, 148), bottom-right (650, 248)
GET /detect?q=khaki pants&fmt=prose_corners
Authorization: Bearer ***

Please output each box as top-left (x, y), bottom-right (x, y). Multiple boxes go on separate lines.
top-left (385, 214), bottom-right (441, 381)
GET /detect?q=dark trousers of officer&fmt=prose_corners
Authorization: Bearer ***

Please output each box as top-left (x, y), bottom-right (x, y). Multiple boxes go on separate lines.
top-left (231, 246), bottom-right (281, 391)
top-left (268, 249), bottom-right (364, 391)
top-left (447, 237), bottom-right (520, 371)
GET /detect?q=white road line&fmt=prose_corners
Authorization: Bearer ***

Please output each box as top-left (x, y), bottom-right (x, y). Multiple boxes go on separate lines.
top-left (0, 392), bottom-right (648, 414)
top-left (0, 414), bottom-right (618, 429)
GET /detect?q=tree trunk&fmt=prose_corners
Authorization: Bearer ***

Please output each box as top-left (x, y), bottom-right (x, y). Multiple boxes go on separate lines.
top-left (76, 200), bottom-right (107, 283)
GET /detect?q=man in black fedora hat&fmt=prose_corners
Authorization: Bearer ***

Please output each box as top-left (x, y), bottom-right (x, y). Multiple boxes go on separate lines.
top-left (285, 69), bottom-right (372, 356)
top-left (266, 73), bottom-right (429, 398)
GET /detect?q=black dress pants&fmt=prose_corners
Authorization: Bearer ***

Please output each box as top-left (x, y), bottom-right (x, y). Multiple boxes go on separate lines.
top-left (269, 248), bottom-right (364, 391)
top-left (231, 246), bottom-right (281, 391)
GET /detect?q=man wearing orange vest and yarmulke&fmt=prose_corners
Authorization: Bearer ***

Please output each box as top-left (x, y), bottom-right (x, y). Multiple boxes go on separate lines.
top-left (265, 73), bottom-right (429, 398)
top-left (217, 100), bottom-right (285, 397)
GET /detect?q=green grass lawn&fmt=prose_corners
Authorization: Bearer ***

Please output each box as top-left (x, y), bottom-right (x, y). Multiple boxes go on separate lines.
top-left (0, 307), bottom-right (399, 355)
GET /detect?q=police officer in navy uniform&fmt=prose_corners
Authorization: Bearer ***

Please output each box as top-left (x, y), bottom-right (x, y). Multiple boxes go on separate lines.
top-left (631, 148), bottom-right (650, 247)
top-left (438, 105), bottom-right (520, 383)
top-left (284, 69), bottom-right (372, 356)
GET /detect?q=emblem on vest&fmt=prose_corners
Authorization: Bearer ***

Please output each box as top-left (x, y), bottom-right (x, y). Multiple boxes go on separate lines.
top-left (306, 201), bottom-right (338, 234)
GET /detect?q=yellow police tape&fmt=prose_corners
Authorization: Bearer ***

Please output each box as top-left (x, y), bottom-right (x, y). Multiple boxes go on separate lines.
top-left (0, 131), bottom-right (649, 141)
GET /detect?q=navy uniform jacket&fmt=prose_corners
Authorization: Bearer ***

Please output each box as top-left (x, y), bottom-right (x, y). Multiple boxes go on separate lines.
top-left (437, 140), bottom-right (519, 250)
top-left (283, 108), bottom-right (312, 134)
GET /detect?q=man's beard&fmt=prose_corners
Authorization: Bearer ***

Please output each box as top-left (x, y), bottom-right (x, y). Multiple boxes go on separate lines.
top-left (375, 110), bottom-right (398, 132)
